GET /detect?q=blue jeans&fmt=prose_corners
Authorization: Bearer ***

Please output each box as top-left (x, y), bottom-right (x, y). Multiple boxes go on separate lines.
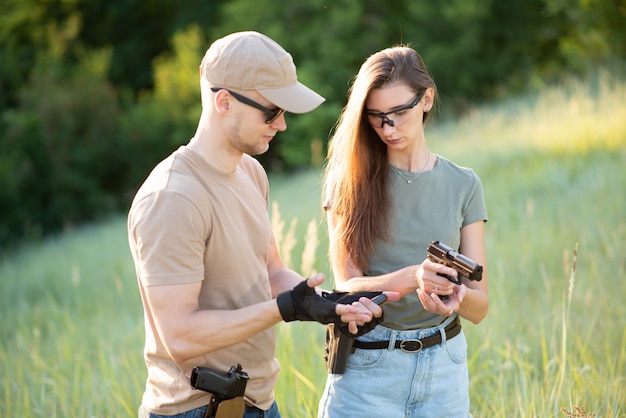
top-left (318, 315), bottom-right (471, 418)
top-left (148, 406), bottom-right (209, 418)
top-left (148, 400), bottom-right (281, 418)
top-left (244, 402), bottom-right (281, 418)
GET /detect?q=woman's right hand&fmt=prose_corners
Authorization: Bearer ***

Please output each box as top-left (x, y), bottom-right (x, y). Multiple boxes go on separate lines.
top-left (416, 258), bottom-right (458, 299)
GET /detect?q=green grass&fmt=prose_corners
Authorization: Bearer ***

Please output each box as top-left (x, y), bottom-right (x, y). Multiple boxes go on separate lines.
top-left (1, 71), bottom-right (625, 417)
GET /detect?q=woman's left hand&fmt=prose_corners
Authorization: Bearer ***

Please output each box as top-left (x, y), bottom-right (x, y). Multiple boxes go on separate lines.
top-left (417, 283), bottom-right (466, 317)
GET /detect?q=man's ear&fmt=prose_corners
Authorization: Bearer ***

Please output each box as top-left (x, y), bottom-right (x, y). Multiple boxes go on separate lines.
top-left (213, 89), bottom-right (231, 114)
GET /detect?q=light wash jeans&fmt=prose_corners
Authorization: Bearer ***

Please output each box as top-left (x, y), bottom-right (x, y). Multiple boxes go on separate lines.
top-left (318, 315), bottom-right (471, 418)
top-left (147, 400), bottom-right (280, 418)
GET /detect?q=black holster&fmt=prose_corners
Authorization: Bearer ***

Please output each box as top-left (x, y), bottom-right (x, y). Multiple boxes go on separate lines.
top-left (321, 291), bottom-right (385, 374)
top-left (190, 365), bottom-right (248, 418)
top-left (324, 323), bottom-right (356, 374)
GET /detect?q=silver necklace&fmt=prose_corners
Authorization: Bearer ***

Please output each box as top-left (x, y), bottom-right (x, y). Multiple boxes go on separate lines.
top-left (390, 152), bottom-right (431, 184)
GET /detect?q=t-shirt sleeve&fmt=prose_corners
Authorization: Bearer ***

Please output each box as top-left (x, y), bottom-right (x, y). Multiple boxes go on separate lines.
top-left (462, 170), bottom-right (488, 227)
top-left (128, 190), bottom-right (208, 286)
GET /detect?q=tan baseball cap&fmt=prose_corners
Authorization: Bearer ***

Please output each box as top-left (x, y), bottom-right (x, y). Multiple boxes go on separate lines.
top-left (200, 31), bottom-right (325, 114)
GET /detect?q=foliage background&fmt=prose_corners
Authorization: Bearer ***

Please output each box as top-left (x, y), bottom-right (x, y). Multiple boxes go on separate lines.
top-left (1, 0), bottom-right (625, 250)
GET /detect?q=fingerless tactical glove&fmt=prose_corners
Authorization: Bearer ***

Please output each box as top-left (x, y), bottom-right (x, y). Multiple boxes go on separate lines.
top-left (276, 280), bottom-right (340, 324)
top-left (276, 281), bottom-right (386, 334)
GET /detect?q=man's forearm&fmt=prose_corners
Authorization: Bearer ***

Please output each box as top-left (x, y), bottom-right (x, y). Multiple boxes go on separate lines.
top-left (154, 299), bottom-right (283, 365)
top-left (269, 267), bottom-right (305, 297)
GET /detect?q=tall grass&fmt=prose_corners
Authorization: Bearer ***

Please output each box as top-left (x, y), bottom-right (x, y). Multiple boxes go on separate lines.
top-left (1, 71), bottom-right (625, 417)
top-left (0, 221), bottom-right (145, 416)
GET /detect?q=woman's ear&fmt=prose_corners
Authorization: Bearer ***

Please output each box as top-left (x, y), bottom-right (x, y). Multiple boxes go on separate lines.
top-left (423, 87), bottom-right (435, 112)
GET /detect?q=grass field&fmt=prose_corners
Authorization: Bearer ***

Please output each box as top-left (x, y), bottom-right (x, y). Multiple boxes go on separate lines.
top-left (1, 71), bottom-right (625, 417)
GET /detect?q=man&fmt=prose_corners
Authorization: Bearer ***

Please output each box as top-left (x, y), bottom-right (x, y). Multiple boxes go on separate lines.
top-left (128, 31), bottom-right (389, 418)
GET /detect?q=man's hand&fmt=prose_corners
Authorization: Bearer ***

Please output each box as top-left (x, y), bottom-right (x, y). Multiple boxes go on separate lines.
top-left (276, 274), bottom-right (374, 325)
top-left (320, 288), bottom-right (401, 335)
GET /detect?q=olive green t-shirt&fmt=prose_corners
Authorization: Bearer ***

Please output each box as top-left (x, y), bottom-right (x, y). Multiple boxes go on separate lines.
top-left (325, 156), bottom-right (488, 330)
top-left (369, 156), bottom-right (488, 329)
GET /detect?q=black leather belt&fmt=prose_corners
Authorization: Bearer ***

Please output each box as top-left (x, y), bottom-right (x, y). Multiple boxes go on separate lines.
top-left (353, 316), bottom-right (461, 353)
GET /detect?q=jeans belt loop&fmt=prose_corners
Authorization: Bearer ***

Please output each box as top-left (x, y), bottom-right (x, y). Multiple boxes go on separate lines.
top-left (388, 330), bottom-right (398, 351)
top-left (440, 312), bottom-right (457, 328)
top-left (440, 313), bottom-right (457, 344)
top-left (439, 325), bottom-right (447, 344)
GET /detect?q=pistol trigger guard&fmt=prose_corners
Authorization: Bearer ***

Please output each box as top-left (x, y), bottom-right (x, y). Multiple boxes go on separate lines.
top-left (437, 272), bottom-right (461, 285)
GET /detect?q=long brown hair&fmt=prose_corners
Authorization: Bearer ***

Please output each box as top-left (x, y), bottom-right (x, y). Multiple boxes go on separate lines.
top-left (323, 46), bottom-right (437, 273)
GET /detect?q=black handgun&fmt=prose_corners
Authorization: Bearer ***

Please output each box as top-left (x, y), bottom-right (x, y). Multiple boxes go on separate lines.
top-left (190, 364), bottom-right (248, 401)
top-left (426, 240), bottom-right (482, 285)
top-left (324, 292), bottom-right (387, 374)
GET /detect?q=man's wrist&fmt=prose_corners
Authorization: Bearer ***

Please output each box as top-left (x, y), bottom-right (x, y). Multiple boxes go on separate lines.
top-left (276, 289), bottom-right (297, 322)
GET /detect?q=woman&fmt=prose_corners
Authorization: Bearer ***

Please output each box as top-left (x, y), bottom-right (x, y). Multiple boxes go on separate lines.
top-left (318, 46), bottom-right (489, 418)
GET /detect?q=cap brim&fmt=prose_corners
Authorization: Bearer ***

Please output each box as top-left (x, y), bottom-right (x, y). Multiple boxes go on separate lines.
top-left (258, 82), bottom-right (325, 114)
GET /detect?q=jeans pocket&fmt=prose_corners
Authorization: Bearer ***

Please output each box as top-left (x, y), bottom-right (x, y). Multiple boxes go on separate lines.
top-left (445, 331), bottom-right (468, 364)
top-left (346, 347), bottom-right (387, 370)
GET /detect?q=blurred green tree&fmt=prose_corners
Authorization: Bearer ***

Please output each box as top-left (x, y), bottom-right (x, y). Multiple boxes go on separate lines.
top-left (0, 19), bottom-right (121, 245)
top-left (0, 0), bottom-right (624, 248)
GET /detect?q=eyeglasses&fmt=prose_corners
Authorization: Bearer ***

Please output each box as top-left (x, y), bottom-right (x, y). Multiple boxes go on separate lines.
top-left (365, 89), bottom-right (426, 128)
top-left (211, 87), bottom-right (285, 124)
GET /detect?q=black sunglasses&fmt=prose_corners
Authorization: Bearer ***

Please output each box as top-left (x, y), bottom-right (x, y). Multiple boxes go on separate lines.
top-left (366, 89), bottom-right (426, 128)
top-left (211, 87), bottom-right (285, 124)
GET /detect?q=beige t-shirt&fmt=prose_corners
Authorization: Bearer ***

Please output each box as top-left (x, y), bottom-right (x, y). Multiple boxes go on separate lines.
top-left (128, 146), bottom-right (279, 415)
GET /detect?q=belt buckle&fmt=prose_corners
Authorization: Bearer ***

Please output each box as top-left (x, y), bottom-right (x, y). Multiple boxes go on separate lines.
top-left (399, 339), bottom-right (423, 353)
